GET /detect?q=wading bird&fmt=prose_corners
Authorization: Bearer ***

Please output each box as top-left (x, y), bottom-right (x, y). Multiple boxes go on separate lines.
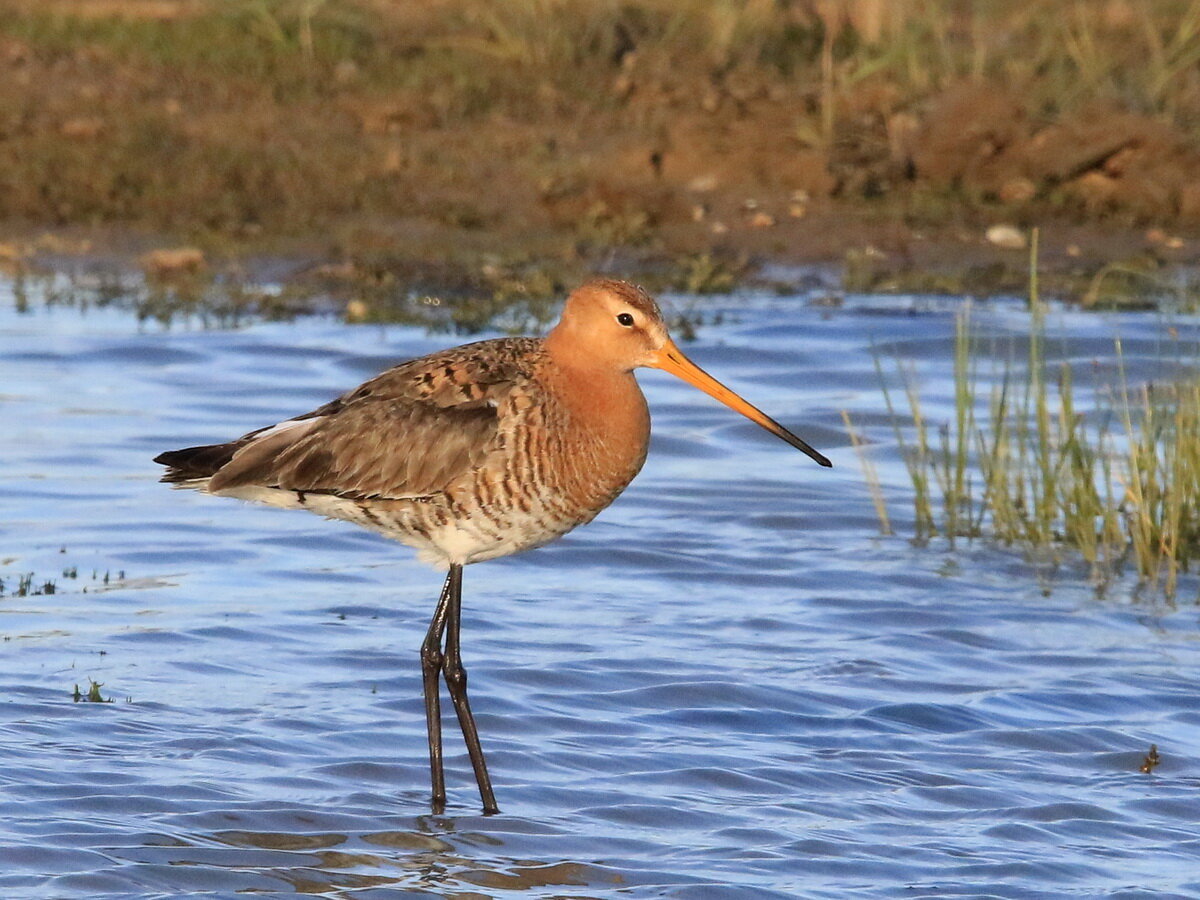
top-left (155, 279), bottom-right (830, 813)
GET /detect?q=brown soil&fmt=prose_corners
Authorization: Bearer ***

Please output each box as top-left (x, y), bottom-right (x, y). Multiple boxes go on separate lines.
top-left (1, 1), bottom-right (1198, 302)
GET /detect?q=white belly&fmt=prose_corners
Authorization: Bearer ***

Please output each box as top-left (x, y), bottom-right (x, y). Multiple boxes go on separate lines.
top-left (201, 481), bottom-right (579, 570)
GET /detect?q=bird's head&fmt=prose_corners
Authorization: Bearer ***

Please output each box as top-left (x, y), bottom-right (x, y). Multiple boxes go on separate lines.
top-left (547, 279), bottom-right (831, 467)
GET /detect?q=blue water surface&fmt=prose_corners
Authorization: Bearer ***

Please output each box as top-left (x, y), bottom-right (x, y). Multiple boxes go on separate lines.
top-left (2, 280), bottom-right (1200, 898)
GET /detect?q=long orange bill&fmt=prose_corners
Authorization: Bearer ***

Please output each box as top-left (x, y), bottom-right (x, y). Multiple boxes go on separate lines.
top-left (648, 340), bottom-right (832, 468)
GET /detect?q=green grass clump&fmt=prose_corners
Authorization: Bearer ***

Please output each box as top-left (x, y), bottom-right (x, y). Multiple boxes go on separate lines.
top-left (864, 230), bottom-right (1200, 599)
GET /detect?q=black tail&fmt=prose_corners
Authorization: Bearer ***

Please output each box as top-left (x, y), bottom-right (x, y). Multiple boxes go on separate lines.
top-left (154, 443), bottom-right (240, 483)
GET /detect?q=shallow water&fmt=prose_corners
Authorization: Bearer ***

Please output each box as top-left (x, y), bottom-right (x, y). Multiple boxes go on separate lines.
top-left (3, 283), bottom-right (1200, 898)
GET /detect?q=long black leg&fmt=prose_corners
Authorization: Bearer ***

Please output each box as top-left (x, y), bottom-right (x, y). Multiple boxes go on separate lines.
top-left (420, 569), bottom-right (454, 813)
top-left (442, 564), bottom-right (500, 814)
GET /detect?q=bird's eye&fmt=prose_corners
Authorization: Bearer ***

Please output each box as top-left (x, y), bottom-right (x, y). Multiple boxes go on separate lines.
top-left (616, 312), bottom-right (635, 327)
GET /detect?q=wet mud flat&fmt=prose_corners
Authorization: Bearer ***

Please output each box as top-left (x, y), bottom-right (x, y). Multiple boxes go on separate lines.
top-left (3, 282), bottom-right (1200, 897)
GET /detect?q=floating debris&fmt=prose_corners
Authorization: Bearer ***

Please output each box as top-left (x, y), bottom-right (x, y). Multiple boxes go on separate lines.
top-left (1139, 744), bottom-right (1161, 774)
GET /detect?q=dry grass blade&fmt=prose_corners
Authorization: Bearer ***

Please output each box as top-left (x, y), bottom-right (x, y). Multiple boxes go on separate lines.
top-left (842, 409), bottom-right (891, 535)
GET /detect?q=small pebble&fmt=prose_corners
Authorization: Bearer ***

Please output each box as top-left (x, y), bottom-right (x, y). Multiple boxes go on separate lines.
top-left (985, 224), bottom-right (1027, 250)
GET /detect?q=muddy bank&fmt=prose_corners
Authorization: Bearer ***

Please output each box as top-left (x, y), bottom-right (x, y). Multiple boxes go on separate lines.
top-left (5, 211), bottom-right (1195, 334)
top-left (1, 0), bottom-right (1200, 314)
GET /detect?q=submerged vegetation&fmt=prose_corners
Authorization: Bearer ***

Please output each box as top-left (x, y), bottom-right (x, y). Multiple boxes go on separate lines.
top-left (0, 560), bottom-right (122, 598)
top-left (7, 254), bottom-right (729, 334)
top-left (0, 570), bottom-right (58, 597)
top-left (861, 232), bottom-right (1200, 599)
top-left (7, 263), bottom-right (567, 331)
top-left (73, 679), bottom-right (113, 703)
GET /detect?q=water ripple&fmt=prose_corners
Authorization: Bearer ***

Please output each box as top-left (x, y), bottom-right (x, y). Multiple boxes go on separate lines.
top-left (3, 287), bottom-right (1200, 896)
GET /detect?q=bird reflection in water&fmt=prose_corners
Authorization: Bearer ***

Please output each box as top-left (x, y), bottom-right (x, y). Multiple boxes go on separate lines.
top-left (205, 824), bottom-right (615, 894)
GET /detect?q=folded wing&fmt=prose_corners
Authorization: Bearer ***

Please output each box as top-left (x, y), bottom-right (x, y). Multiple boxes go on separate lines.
top-left (155, 338), bottom-right (539, 500)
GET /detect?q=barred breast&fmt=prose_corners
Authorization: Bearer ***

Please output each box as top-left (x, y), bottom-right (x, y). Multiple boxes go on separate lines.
top-left (359, 354), bottom-right (652, 566)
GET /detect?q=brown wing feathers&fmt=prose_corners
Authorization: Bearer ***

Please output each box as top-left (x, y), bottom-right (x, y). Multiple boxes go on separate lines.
top-left (207, 401), bottom-right (499, 499)
top-left (155, 338), bottom-right (541, 499)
